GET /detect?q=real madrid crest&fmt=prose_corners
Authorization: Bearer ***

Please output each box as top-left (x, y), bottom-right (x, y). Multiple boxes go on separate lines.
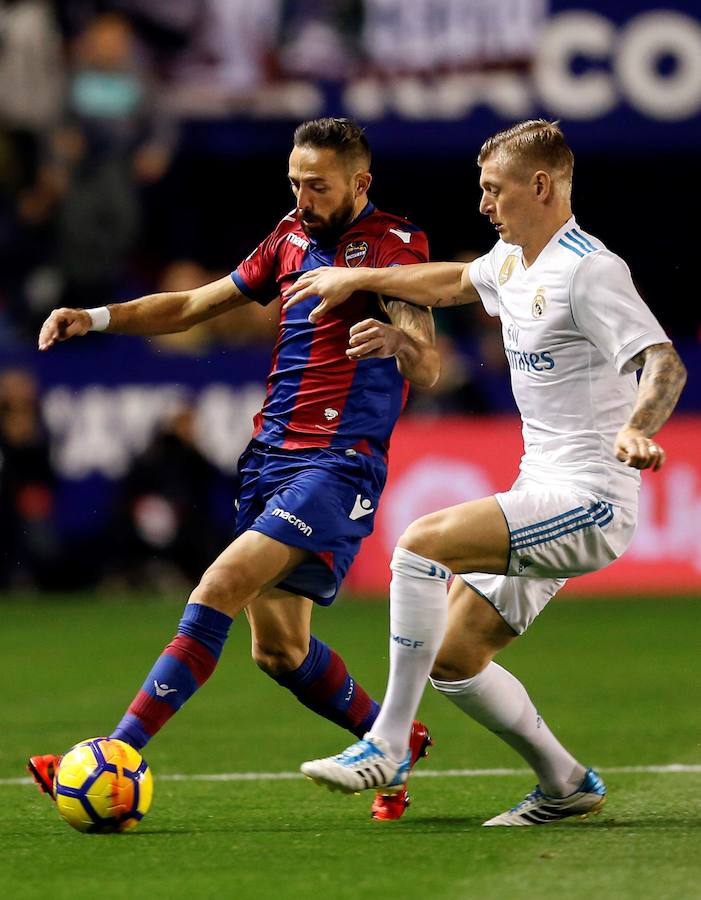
top-left (532, 287), bottom-right (546, 318)
top-left (344, 240), bottom-right (369, 267)
top-left (498, 254), bottom-right (518, 285)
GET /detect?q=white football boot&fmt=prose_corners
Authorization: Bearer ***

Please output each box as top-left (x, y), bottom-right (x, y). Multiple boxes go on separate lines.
top-left (301, 734), bottom-right (410, 795)
top-left (483, 768), bottom-right (606, 826)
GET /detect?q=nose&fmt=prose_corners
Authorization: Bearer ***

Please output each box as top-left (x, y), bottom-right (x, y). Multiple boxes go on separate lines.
top-left (479, 192), bottom-right (492, 216)
top-left (297, 185), bottom-right (314, 213)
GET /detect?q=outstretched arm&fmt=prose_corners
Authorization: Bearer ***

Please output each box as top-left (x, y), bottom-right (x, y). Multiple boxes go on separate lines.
top-left (346, 299), bottom-right (439, 388)
top-left (283, 262), bottom-right (479, 322)
top-left (38, 275), bottom-right (252, 350)
top-left (614, 343), bottom-right (687, 471)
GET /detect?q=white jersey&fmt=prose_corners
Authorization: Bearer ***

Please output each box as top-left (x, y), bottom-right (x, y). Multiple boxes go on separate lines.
top-left (470, 216), bottom-right (669, 511)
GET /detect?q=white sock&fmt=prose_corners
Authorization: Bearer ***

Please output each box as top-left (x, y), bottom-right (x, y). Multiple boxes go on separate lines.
top-left (371, 547), bottom-right (451, 760)
top-left (431, 663), bottom-right (586, 797)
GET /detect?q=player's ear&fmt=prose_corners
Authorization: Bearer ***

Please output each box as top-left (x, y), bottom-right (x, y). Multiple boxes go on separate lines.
top-left (533, 170), bottom-right (551, 201)
top-left (355, 170), bottom-right (372, 197)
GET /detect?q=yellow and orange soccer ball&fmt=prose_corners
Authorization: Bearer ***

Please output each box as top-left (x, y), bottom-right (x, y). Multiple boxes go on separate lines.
top-left (54, 738), bottom-right (153, 833)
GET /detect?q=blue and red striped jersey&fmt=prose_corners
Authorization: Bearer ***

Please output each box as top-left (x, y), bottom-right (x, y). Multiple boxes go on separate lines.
top-left (231, 202), bottom-right (429, 457)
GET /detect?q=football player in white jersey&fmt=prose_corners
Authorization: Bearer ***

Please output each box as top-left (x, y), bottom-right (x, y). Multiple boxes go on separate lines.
top-left (283, 120), bottom-right (687, 826)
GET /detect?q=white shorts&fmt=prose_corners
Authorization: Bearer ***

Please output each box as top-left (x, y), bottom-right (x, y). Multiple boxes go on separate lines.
top-left (461, 477), bottom-right (637, 635)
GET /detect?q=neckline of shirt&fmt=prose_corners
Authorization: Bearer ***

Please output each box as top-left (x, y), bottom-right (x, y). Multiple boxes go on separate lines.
top-left (516, 215), bottom-right (578, 273)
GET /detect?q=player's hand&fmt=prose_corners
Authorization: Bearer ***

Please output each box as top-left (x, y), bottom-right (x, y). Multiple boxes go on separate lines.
top-left (38, 307), bottom-right (92, 351)
top-left (282, 267), bottom-right (361, 322)
top-left (614, 426), bottom-right (666, 471)
top-left (347, 319), bottom-right (404, 360)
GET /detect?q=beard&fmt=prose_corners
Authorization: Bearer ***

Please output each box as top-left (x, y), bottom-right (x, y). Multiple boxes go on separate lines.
top-left (299, 194), bottom-right (356, 245)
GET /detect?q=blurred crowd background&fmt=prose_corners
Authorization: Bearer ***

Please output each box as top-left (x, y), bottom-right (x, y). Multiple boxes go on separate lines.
top-left (1, 0), bottom-right (699, 590)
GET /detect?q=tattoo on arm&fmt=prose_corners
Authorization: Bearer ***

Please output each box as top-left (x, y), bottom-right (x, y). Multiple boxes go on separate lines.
top-left (206, 297), bottom-right (237, 313)
top-left (384, 298), bottom-right (436, 345)
top-left (190, 278), bottom-right (249, 324)
top-left (627, 343), bottom-right (687, 436)
top-left (382, 298), bottom-right (439, 387)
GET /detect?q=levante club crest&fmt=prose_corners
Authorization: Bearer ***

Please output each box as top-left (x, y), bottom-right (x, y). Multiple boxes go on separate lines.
top-left (344, 240), bottom-right (369, 267)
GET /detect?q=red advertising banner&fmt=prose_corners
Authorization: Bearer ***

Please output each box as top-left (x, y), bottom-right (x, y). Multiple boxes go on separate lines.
top-left (345, 416), bottom-right (701, 596)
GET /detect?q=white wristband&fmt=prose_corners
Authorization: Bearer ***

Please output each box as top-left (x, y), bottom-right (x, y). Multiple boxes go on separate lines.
top-left (87, 306), bottom-right (111, 332)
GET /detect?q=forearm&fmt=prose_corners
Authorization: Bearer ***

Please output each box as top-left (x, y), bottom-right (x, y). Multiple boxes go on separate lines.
top-left (106, 275), bottom-right (246, 336)
top-left (395, 334), bottom-right (440, 387)
top-left (38, 275), bottom-right (246, 350)
top-left (285, 260), bottom-right (478, 321)
top-left (626, 344), bottom-right (687, 435)
top-left (351, 262), bottom-right (470, 308)
top-left (382, 299), bottom-right (439, 386)
top-left (106, 291), bottom-right (193, 335)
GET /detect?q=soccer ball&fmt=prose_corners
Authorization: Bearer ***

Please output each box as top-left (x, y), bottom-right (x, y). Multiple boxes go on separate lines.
top-left (54, 737), bottom-right (153, 833)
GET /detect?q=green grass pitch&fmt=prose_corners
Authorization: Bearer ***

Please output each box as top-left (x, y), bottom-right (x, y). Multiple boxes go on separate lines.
top-left (2, 592), bottom-right (700, 899)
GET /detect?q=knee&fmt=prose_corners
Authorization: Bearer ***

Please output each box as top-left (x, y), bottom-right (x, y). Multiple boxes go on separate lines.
top-left (430, 648), bottom-right (494, 683)
top-left (252, 638), bottom-right (308, 678)
top-left (397, 515), bottom-right (444, 562)
top-left (190, 565), bottom-right (250, 617)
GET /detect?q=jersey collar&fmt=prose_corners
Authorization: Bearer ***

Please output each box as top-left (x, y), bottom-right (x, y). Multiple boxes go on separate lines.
top-left (350, 200), bottom-right (375, 225)
top-left (520, 215), bottom-right (578, 269)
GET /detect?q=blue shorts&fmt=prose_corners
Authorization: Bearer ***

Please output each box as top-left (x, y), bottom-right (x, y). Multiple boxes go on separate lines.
top-left (233, 441), bottom-right (387, 605)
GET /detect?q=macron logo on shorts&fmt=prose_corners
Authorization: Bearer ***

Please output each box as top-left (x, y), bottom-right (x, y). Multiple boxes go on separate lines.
top-left (271, 507), bottom-right (313, 537)
top-left (350, 494), bottom-right (375, 520)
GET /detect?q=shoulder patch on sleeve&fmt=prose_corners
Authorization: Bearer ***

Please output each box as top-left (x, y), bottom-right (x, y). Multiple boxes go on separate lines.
top-left (388, 227), bottom-right (412, 244)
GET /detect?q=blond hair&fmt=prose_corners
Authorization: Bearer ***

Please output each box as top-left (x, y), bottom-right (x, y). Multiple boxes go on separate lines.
top-left (478, 120), bottom-right (574, 191)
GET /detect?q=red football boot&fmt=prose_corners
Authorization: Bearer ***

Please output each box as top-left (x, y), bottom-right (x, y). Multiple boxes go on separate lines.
top-left (371, 721), bottom-right (432, 821)
top-left (27, 754), bottom-right (61, 800)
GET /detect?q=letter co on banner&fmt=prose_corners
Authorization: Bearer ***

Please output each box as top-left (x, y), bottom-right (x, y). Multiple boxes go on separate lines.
top-left (345, 2), bottom-right (701, 125)
top-left (311, 1), bottom-right (701, 153)
top-left (535, 8), bottom-right (701, 121)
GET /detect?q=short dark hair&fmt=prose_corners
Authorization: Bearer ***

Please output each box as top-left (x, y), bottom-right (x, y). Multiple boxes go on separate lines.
top-left (478, 119), bottom-right (574, 187)
top-left (293, 117), bottom-right (371, 169)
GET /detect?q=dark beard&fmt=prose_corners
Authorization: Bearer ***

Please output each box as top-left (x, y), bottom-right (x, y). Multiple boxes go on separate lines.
top-left (300, 198), bottom-right (356, 246)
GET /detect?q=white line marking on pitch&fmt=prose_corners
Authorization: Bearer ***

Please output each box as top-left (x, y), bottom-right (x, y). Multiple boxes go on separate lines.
top-left (3, 764), bottom-right (701, 787)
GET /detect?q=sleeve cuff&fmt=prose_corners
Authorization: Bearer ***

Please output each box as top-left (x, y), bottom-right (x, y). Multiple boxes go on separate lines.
top-left (231, 270), bottom-right (275, 306)
top-left (615, 332), bottom-right (671, 374)
top-left (231, 270), bottom-right (251, 295)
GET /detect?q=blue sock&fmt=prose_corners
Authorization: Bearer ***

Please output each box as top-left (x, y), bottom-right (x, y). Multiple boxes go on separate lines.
top-left (111, 603), bottom-right (233, 750)
top-left (274, 635), bottom-right (379, 738)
